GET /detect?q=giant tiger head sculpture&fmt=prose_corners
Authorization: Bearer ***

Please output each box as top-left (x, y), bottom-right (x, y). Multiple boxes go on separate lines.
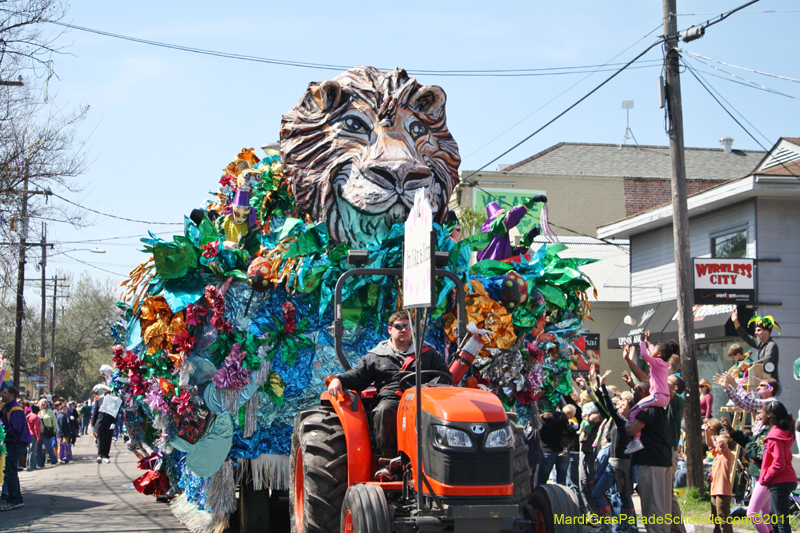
top-left (280, 66), bottom-right (460, 247)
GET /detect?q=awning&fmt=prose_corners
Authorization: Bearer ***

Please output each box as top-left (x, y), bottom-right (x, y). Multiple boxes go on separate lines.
top-left (606, 301), bottom-right (676, 350)
top-left (660, 304), bottom-right (754, 342)
top-left (608, 301), bottom-right (756, 348)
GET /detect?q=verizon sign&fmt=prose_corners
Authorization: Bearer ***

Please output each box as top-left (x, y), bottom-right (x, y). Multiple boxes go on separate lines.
top-left (693, 258), bottom-right (755, 304)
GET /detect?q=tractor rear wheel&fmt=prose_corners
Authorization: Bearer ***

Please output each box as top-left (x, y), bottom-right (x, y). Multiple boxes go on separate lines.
top-left (529, 483), bottom-right (582, 533)
top-left (512, 423), bottom-right (532, 505)
top-left (290, 406), bottom-right (348, 533)
top-left (340, 484), bottom-right (391, 533)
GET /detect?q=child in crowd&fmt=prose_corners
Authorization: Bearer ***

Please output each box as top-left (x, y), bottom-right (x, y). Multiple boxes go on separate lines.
top-left (758, 401), bottom-right (797, 533)
top-left (707, 433), bottom-right (734, 533)
top-left (699, 379), bottom-right (714, 420)
top-left (624, 331), bottom-right (674, 454)
top-left (726, 344), bottom-right (752, 380)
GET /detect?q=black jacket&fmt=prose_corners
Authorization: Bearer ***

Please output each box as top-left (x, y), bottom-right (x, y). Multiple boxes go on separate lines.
top-left (731, 425), bottom-right (769, 478)
top-left (337, 340), bottom-right (449, 400)
top-left (737, 325), bottom-right (780, 386)
top-left (56, 411), bottom-right (72, 440)
top-left (596, 385), bottom-right (630, 459)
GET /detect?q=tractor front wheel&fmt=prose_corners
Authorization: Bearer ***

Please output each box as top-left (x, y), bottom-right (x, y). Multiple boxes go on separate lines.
top-left (289, 406), bottom-right (348, 533)
top-left (528, 483), bottom-right (582, 533)
top-left (340, 484), bottom-right (391, 533)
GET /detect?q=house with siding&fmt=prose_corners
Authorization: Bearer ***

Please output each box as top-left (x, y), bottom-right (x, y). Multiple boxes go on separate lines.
top-left (597, 137), bottom-right (800, 418)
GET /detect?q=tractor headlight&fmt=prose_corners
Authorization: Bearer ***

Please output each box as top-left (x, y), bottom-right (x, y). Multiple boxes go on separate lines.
top-left (485, 426), bottom-right (514, 449)
top-left (431, 425), bottom-right (473, 449)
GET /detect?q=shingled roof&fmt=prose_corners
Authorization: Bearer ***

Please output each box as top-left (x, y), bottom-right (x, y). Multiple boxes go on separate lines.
top-left (503, 142), bottom-right (765, 180)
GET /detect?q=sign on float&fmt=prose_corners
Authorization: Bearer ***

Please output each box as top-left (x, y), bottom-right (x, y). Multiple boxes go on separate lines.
top-left (693, 258), bottom-right (755, 304)
top-left (403, 189), bottom-right (433, 309)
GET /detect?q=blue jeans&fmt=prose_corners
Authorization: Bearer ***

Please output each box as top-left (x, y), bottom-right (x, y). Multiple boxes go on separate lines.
top-left (593, 463), bottom-right (617, 512)
top-left (538, 451), bottom-right (570, 485)
top-left (38, 435), bottom-right (58, 466)
top-left (594, 444), bottom-right (611, 483)
top-left (2, 442), bottom-right (27, 504)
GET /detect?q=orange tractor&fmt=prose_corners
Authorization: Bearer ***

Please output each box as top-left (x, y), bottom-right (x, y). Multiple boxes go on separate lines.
top-left (289, 253), bottom-right (581, 533)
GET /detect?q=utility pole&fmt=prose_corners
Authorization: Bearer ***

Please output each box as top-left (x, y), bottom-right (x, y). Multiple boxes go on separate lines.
top-left (12, 158), bottom-right (30, 388)
top-left (40, 224), bottom-right (47, 392)
top-left (48, 276), bottom-right (69, 393)
top-left (50, 277), bottom-right (57, 392)
top-left (663, 0), bottom-right (702, 490)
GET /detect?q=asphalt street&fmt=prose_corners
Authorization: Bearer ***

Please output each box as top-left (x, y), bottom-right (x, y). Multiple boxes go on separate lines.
top-left (2, 436), bottom-right (185, 533)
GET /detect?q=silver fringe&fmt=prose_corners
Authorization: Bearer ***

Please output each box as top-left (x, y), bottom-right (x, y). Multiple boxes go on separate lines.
top-left (203, 459), bottom-right (237, 518)
top-left (170, 492), bottom-right (213, 533)
top-left (222, 388), bottom-right (239, 414)
top-left (243, 394), bottom-right (258, 438)
top-left (249, 453), bottom-right (290, 491)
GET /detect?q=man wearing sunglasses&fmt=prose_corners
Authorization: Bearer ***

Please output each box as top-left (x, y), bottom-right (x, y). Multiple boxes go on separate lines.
top-left (327, 310), bottom-right (449, 462)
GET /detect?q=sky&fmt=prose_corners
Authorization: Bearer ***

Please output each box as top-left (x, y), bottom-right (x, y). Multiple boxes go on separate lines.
top-left (23, 0), bottom-right (800, 290)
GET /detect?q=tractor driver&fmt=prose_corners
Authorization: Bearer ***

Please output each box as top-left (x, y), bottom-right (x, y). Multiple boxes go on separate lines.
top-left (327, 310), bottom-right (450, 462)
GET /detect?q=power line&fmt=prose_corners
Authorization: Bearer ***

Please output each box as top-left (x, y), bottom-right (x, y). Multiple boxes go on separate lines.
top-left (460, 38), bottom-right (664, 183)
top-left (679, 58), bottom-right (772, 146)
top-left (46, 20), bottom-right (667, 78)
top-left (60, 253), bottom-right (128, 278)
top-left (682, 51), bottom-right (800, 84)
top-left (683, 61), bottom-right (800, 182)
top-left (683, 55), bottom-right (800, 101)
top-left (49, 191), bottom-right (183, 225)
top-left (464, 24), bottom-right (663, 160)
top-left (53, 234), bottom-right (146, 244)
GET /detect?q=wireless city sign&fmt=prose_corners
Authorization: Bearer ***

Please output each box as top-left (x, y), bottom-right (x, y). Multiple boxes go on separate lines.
top-left (693, 258), bottom-right (755, 304)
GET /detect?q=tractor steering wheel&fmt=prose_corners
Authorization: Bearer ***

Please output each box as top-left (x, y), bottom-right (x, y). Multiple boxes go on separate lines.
top-left (398, 370), bottom-right (453, 392)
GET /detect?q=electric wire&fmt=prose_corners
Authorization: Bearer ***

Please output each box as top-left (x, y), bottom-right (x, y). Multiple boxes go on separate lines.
top-left (59, 252), bottom-right (127, 278)
top-left (46, 20), bottom-right (667, 78)
top-left (463, 24), bottom-right (663, 160)
top-left (682, 60), bottom-right (800, 182)
top-left (48, 191), bottom-right (183, 225)
top-left (459, 38), bottom-right (664, 183)
top-left (679, 59), bottom-right (772, 146)
top-left (683, 56), bottom-right (800, 102)
top-left (682, 51), bottom-right (800, 84)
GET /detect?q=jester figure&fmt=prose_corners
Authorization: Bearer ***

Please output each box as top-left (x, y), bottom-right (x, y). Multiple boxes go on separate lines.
top-left (476, 195), bottom-right (547, 262)
top-left (731, 308), bottom-right (781, 394)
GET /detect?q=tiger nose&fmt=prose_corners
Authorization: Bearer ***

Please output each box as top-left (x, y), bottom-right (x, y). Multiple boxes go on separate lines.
top-left (367, 160), bottom-right (432, 190)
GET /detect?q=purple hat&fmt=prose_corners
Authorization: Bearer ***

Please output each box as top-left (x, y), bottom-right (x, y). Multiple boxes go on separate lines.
top-left (485, 202), bottom-right (503, 220)
top-left (481, 202), bottom-right (506, 232)
top-left (230, 187), bottom-right (256, 226)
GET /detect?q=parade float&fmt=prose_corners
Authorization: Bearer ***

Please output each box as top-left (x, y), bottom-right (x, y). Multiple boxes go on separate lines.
top-left (105, 66), bottom-right (596, 533)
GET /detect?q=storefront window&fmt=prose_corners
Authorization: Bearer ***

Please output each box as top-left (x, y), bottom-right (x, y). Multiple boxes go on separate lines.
top-left (695, 340), bottom-right (742, 420)
top-left (712, 229), bottom-right (747, 258)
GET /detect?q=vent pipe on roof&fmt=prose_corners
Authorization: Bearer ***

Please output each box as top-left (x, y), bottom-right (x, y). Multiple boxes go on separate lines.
top-left (720, 136), bottom-right (733, 154)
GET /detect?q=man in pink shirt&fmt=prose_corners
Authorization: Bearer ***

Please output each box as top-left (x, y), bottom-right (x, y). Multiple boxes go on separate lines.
top-left (25, 404), bottom-right (42, 471)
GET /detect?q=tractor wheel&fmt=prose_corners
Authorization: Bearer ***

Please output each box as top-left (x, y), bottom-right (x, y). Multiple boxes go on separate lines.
top-left (290, 406), bottom-right (348, 533)
top-left (528, 484), bottom-right (582, 533)
top-left (340, 484), bottom-right (391, 533)
top-left (512, 423), bottom-right (532, 505)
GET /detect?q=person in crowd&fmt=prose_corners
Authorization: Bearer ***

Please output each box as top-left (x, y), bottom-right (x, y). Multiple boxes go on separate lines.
top-left (1, 386), bottom-right (32, 512)
top-left (37, 398), bottom-right (58, 466)
top-left (699, 379), bottom-right (713, 420)
top-left (25, 404), bottom-right (41, 472)
top-left (523, 415), bottom-right (542, 489)
top-left (91, 388), bottom-right (121, 464)
top-left (624, 333), bottom-right (673, 454)
top-left (590, 370), bottom-right (636, 533)
top-left (80, 400), bottom-right (92, 435)
top-left (731, 309), bottom-right (781, 394)
top-left (725, 344), bottom-right (752, 380)
top-left (54, 402), bottom-right (71, 464)
top-left (537, 406), bottom-right (573, 485)
top-left (327, 310), bottom-right (449, 479)
top-left (578, 400), bottom-right (603, 515)
top-left (758, 401), bottom-right (796, 533)
top-left (67, 401), bottom-right (80, 444)
top-left (706, 433), bottom-right (735, 533)
top-left (714, 382), bottom-right (776, 533)
top-left (668, 354), bottom-right (681, 378)
top-left (626, 380), bottom-right (673, 533)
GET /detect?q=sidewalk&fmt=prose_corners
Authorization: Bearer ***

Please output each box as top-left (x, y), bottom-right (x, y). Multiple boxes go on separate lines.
top-left (3, 436), bottom-right (186, 533)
